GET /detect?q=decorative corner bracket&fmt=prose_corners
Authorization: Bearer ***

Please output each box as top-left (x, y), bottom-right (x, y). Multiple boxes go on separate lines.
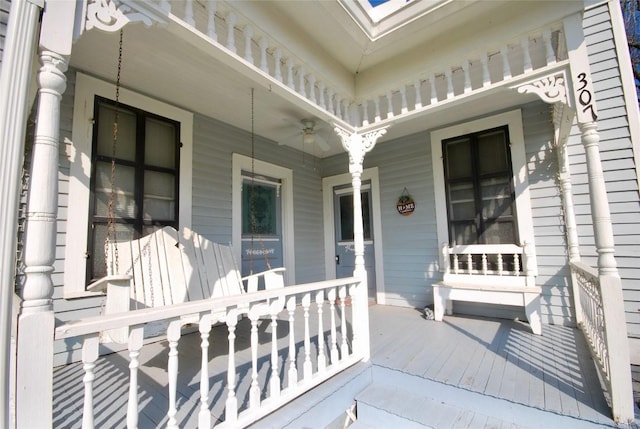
top-left (512, 71), bottom-right (569, 106)
top-left (85, 0), bottom-right (170, 33)
top-left (334, 125), bottom-right (388, 171)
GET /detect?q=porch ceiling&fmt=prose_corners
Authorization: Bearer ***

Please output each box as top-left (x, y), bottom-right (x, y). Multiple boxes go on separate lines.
top-left (67, 1), bottom-right (555, 158)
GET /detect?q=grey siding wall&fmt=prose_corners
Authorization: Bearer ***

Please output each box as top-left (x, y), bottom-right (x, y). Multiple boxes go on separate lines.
top-left (323, 102), bottom-right (573, 321)
top-left (567, 2), bottom-right (640, 341)
top-left (192, 114), bottom-right (326, 284)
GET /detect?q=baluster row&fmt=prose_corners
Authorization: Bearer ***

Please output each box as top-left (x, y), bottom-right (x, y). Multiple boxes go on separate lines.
top-left (76, 285), bottom-right (358, 428)
top-left (357, 28), bottom-right (562, 127)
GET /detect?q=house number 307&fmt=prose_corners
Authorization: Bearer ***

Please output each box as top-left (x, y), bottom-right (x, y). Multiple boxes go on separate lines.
top-left (576, 72), bottom-right (598, 121)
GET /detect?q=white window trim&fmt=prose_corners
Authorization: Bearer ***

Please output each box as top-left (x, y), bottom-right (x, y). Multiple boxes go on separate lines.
top-left (430, 109), bottom-right (537, 275)
top-left (64, 72), bottom-right (193, 298)
top-left (232, 153), bottom-right (295, 286)
top-left (322, 167), bottom-right (385, 304)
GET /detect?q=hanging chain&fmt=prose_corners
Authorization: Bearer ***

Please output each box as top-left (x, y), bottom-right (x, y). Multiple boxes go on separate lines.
top-left (105, 29), bottom-right (124, 276)
top-left (248, 88), bottom-right (272, 274)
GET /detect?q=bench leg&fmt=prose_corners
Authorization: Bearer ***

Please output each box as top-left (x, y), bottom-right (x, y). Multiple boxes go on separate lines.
top-left (433, 286), bottom-right (445, 321)
top-left (524, 292), bottom-right (542, 335)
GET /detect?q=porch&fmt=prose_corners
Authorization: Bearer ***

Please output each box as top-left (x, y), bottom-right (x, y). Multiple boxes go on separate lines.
top-left (52, 304), bottom-right (618, 428)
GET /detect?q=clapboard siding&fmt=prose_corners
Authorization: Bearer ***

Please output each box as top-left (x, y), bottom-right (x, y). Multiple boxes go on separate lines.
top-left (0, 0), bottom-right (10, 75)
top-left (191, 114), bottom-right (326, 284)
top-left (567, 2), bottom-right (640, 353)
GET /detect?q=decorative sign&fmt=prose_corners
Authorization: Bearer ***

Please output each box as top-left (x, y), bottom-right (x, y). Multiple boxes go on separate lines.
top-left (396, 188), bottom-right (415, 216)
top-left (575, 72), bottom-right (598, 122)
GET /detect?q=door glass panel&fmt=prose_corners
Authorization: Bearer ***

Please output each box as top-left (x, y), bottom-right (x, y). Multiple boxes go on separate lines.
top-left (96, 103), bottom-right (137, 161)
top-left (145, 117), bottom-right (176, 168)
top-left (243, 181), bottom-right (277, 236)
top-left (143, 171), bottom-right (176, 220)
top-left (339, 192), bottom-right (372, 241)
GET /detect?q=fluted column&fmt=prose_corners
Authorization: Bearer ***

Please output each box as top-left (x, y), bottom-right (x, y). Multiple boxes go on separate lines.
top-left (16, 49), bottom-right (68, 429)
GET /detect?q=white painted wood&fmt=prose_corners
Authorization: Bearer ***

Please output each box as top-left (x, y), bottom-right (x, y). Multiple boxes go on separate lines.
top-left (226, 12), bottom-right (237, 54)
top-left (81, 334), bottom-right (99, 429)
top-left (302, 292), bottom-right (313, 381)
top-left (316, 290), bottom-right (327, 372)
top-left (0, 0), bottom-right (41, 425)
top-left (126, 326), bottom-right (144, 429)
top-left (207, 0), bottom-right (217, 41)
top-left (286, 296), bottom-right (298, 389)
top-left (198, 314), bottom-right (212, 429)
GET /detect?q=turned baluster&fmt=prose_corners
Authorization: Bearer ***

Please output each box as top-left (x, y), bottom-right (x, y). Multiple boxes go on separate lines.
top-left (328, 288), bottom-right (339, 364)
top-left (316, 290), bottom-right (327, 372)
top-left (327, 88), bottom-right (335, 115)
top-left (226, 12), bottom-right (237, 54)
top-left (81, 335), bottom-right (99, 429)
top-left (225, 311), bottom-right (239, 424)
top-left (286, 296), bottom-right (298, 389)
top-left (400, 86), bottom-right (408, 114)
top-left (542, 29), bottom-right (555, 65)
top-left (318, 81), bottom-right (326, 110)
top-left (445, 67), bottom-right (453, 99)
top-left (501, 45), bottom-right (511, 80)
top-left (386, 91), bottom-right (394, 119)
top-left (480, 53), bottom-right (491, 87)
top-left (522, 37), bottom-right (532, 73)
top-left (374, 97), bottom-right (382, 122)
top-left (167, 321), bottom-right (182, 429)
top-left (298, 66), bottom-right (306, 97)
top-left (244, 26), bottom-right (254, 65)
top-left (127, 326), bottom-right (144, 429)
top-left (302, 293), bottom-right (312, 380)
top-left (286, 58), bottom-right (295, 89)
top-left (270, 310), bottom-right (281, 398)
top-left (274, 48), bottom-right (283, 81)
top-left (466, 253), bottom-right (473, 274)
top-left (362, 101), bottom-right (369, 126)
top-left (249, 309), bottom-right (260, 408)
top-left (184, 0), bottom-right (195, 27)
top-left (259, 37), bottom-right (269, 73)
top-left (339, 285), bottom-right (349, 358)
top-left (207, 0), bottom-right (217, 41)
top-left (414, 79), bottom-right (423, 109)
top-left (198, 315), bottom-right (212, 429)
top-left (497, 253), bottom-right (504, 276)
top-left (430, 73), bottom-right (437, 105)
top-left (514, 253), bottom-right (521, 276)
top-left (481, 253), bottom-right (488, 275)
top-left (462, 60), bottom-right (471, 93)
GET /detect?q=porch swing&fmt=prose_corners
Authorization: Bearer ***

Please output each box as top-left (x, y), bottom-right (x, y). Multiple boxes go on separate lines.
top-left (87, 32), bottom-right (284, 343)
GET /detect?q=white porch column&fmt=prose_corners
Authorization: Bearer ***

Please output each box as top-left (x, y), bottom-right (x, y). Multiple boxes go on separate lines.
top-left (334, 126), bottom-right (387, 361)
top-left (16, 2), bottom-right (75, 427)
top-left (0, 1), bottom-right (43, 426)
top-left (562, 11), bottom-right (634, 423)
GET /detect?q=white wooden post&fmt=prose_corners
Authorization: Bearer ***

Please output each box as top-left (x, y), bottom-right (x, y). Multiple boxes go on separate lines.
top-left (563, 12), bottom-right (634, 422)
top-left (17, 2), bottom-right (75, 426)
top-left (0, 0), bottom-right (42, 426)
top-left (334, 126), bottom-right (388, 361)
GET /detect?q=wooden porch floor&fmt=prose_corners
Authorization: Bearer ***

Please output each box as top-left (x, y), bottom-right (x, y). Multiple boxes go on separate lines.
top-left (52, 304), bottom-right (615, 428)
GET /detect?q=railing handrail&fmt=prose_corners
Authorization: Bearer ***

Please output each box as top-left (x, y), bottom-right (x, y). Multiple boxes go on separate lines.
top-left (448, 243), bottom-right (524, 255)
top-left (570, 260), bottom-right (598, 279)
top-left (55, 276), bottom-right (360, 339)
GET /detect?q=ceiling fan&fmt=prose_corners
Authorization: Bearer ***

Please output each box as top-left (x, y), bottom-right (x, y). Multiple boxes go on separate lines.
top-left (281, 118), bottom-right (332, 152)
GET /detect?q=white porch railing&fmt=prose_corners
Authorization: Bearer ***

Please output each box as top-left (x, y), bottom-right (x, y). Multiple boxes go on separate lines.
top-left (570, 261), bottom-right (610, 388)
top-left (570, 260), bottom-right (634, 423)
top-left (54, 277), bottom-right (367, 428)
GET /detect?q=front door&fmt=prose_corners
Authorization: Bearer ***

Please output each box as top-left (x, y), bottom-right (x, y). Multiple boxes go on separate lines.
top-left (334, 184), bottom-right (376, 300)
top-left (241, 173), bottom-right (283, 283)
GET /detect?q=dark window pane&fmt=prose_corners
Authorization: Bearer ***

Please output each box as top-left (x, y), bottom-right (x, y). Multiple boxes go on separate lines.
top-left (96, 103), bottom-right (137, 161)
top-left (92, 223), bottom-right (135, 278)
top-left (339, 192), bottom-right (372, 241)
top-left (94, 162), bottom-right (136, 218)
top-left (143, 171), bottom-right (176, 221)
top-left (145, 117), bottom-right (176, 168)
top-left (477, 130), bottom-right (508, 175)
top-left (243, 182), bottom-right (277, 236)
top-left (445, 138), bottom-right (472, 179)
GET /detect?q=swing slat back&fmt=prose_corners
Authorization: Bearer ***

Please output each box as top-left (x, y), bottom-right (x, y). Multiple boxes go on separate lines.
top-left (94, 226), bottom-right (247, 315)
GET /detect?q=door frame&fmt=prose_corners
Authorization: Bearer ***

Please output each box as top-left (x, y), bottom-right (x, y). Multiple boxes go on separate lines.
top-left (232, 153), bottom-right (295, 285)
top-left (322, 167), bottom-right (385, 304)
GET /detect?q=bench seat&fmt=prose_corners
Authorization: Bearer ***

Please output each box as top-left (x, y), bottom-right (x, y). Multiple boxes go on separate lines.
top-left (432, 281), bottom-right (542, 335)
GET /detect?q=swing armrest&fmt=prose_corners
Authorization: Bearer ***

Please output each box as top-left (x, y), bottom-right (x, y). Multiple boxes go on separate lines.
top-left (87, 274), bottom-right (133, 315)
top-left (242, 267), bottom-right (286, 293)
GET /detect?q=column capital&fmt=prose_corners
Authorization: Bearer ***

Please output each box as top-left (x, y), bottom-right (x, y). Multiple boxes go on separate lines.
top-left (334, 126), bottom-right (388, 173)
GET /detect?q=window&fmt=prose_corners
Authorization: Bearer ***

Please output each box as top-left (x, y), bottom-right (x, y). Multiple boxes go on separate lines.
top-left (442, 126), bottom-right (516, 245)
top-left (431, 110), bottom-right (537, 274)
top-left (87, 96), bottom-right (180, 280)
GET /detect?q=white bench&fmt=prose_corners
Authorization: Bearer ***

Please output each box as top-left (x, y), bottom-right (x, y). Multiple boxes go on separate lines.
top-left (432, 243), bottom-right (542, 335)
top-left (88, 226), bottom-right (285, 342)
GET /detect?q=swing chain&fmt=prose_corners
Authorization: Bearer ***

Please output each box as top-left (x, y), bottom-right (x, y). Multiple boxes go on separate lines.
top-left (105, 29), bottom-right (123, 276)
